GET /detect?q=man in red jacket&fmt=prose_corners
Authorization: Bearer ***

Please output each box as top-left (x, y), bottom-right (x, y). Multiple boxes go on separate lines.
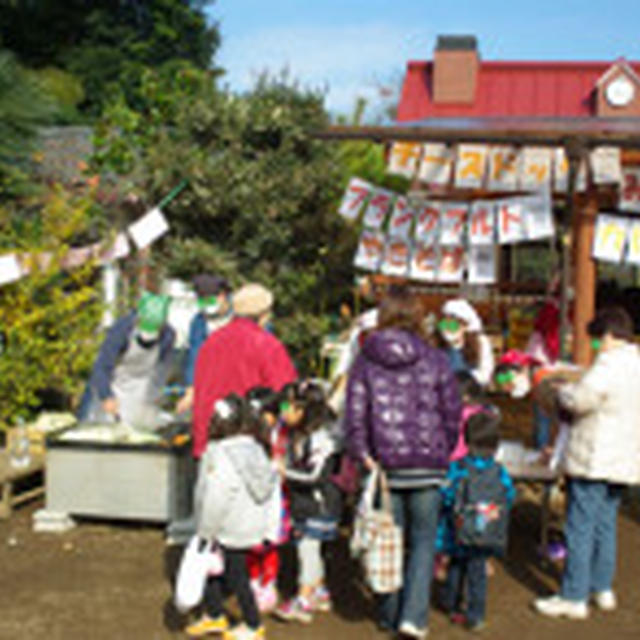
top-left (192, 282), bottom-right (297, 457)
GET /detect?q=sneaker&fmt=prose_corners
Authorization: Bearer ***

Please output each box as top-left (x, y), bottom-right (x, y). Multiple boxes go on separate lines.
top-left (312, 585), bottom-right (332, 612)
top-left (222, 623), bottom-right (265, 640)
top-left (449, 612), bottom-right (466, 625)
top-left (533, 595), bottom-right (589, 620)
top-left (186, 614), bottom-right (230, 637)
top-left (398, 620), bottom-right (429, 639)
top-left (273, 597), bottom-right (313, 623)
top-left (257, 583), bottom-right (278, 613)
top-left (593, 590), bottom-right (617, 611)
top-left (465, 619), bottom-right (487, 632)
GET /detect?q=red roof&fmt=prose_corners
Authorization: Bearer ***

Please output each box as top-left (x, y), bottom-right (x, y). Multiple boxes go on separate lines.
top-left (397, 60), bottom-right (640, 122)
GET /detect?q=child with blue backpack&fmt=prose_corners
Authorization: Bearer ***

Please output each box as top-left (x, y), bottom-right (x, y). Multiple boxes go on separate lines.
top-left (440, 411), bottom-right (516, 632)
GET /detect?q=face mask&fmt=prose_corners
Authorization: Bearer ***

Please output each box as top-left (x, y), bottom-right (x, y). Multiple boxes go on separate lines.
top-left (198, 295), bottom-right (220, 316)
top-left (439, 318), bottom-right (464, 347)
top-left (510, 371), bottom-right (531, 399)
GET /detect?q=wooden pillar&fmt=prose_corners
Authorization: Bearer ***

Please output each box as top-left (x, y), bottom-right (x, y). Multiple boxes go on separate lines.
top-left (572, 187), bottom-right (598, 366)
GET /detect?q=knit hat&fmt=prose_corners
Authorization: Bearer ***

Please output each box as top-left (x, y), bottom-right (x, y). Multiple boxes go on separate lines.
top-left (233, 283), bottom-right (274, 317)
top-left (192, 274), bottom-right (231, 298)
top-left (137, 291), bottom-right (171, 335)
top-left (441, 298), bottom-right (483, 332)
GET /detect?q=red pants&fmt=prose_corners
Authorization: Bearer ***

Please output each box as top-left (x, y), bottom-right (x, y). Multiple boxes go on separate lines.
top-left (246, 546), bottom-right (279, 586)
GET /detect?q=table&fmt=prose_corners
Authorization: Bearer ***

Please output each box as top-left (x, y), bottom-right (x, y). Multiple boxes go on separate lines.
top-left (0, 450), bottom-right (46, 519)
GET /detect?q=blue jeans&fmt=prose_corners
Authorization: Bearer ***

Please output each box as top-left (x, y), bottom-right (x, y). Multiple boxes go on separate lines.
top-left (378, 486), bottom-right (441, 631)
top-left (532, 401), bottom-right (552, 450)
top-left (561, 478), bottom-right (623, 602)
top-left (442, 552), bottom-right (489, 625)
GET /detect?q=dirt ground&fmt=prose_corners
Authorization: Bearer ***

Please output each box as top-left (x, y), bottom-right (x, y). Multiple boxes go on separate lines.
top-left (1, 489), bottom-right (639, 640)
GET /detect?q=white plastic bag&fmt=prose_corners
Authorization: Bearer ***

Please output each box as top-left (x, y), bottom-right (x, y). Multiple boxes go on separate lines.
top-left (174, 536), bottom-right (224, 613)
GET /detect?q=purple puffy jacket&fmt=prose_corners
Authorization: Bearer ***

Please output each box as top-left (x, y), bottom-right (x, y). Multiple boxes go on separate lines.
top-left (345, 328), bottom-right (461, 471)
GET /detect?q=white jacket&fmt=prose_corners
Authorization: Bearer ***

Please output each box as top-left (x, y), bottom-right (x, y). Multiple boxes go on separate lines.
top-left (559, 342), bottom-right (640, 485)
top-left (194, 435), bottom-right (280, 549)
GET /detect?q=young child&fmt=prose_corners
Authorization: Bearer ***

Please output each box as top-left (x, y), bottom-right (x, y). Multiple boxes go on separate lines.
top-left (440, 411), bottom-right (515, 632)
top-left (245, 387), bottom-right (291, 613)
top-left (186, 394), bottom-right (279, 640)
top-left (273, 380), bottom-right (342, 624)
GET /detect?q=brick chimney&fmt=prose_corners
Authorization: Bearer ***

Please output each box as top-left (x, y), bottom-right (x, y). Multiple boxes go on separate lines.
top-left (433, 35), bottom-right (479, 104)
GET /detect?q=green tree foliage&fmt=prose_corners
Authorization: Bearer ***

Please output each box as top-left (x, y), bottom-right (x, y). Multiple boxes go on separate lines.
top-left (0, 0), bottom-right (220, 116)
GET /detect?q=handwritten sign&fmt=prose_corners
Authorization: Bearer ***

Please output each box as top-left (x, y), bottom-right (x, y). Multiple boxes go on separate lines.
top-left (497, 201), bottom-right (526, 244)
top-left (437, 246), bottom-right (465, 283)
top-left (520, 147), bottom-right (552, 190)
top-left (418, 143), bottom-right (453, 185)
top-left (410, 242), bottom-right (438, 281)
top-left (0, 254), bottom-right (24, 286)
top-left (338, 177), bottom-right (372, 220)
top-left (553, 148), bottom-right (587, 192)
top-left (362, 187), bottom-right (393, 229)
top-left (488, 146), bottom-right (519, 191)
top-left (468, 246), bottom-right (496, 284)
top-left (440, 203), bottom-right (468, 245)
top-left (381, 236), bottom-right (411, 277)
top-left (388, 142), bottom-right (421, 178)
top-left (620, 167), bottom-right (640, 213)
top-left (593, 214), bottom-right (629, 263)
top-left (455, 144), bottom-right (488, 188)
top-left (469, 201), bottom-right (495, 246)
top-left (128, 207), bottom-right (170, 250)
top-left (522, 192), bottom-right (554, 241)
top-left (354, 229), bottom-right (385, 271)
top-left (590, 147), bottom-right (622, 185)
top-left (414, 201), bottom-right (441, 243)
top-left (626, 219), bottom-right (640, 265)
top-left (388, 197), bottom-right (415, 238)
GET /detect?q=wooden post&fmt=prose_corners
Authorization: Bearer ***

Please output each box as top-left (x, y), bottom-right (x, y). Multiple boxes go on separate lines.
top-left (572, 186), bottom-right (598, 366)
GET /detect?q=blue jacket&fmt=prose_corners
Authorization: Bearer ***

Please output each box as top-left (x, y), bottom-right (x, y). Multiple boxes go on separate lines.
top-left (184, 312), bottom-right (208, 386)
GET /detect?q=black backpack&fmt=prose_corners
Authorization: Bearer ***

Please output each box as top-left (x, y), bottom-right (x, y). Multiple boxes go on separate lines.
top-left (453, 459), bottom-right (510, 552)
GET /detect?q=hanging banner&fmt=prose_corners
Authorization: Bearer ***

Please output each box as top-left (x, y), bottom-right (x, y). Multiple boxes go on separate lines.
top-left (388, 196), bottom-right (415, 238)
top-left (520, 147), bottom-right (552, 190)
top-left (522, 191), bottom-right (555, 241)
top-left (410, 242), bottom-right (438, 282)
top-left (128, 207), bottom-right (169, 250)
top-left (362, 187), bottom-right (394, 229)
top-left (418, 143), bottom-right (453, 185)
top-left (437, 246), bottom-right (465, 283)
top-left (468, 246), bottom-right (496, 285)
top-left (488, 146), bottom-right (519, 191)
top-left (626, 219), bottom-right (640, 265)
top-left (590, 147), bottom-right (622, 185)
top-left (497, 201), bottom-right (526, 244)
top-left (553, 148), bottom-right (587, 192)
top-left (338, 177), bottom-right (372, 221)
top-left (620, 167), bottom-right (640, 213)
top-left (0, 253), bottom-right (24, 286)
top-left (387, 142), bottom-right (422, 178)
top-left (380, 236), bottom-right (411, 277)
top-left (592, 214), bottom-right (629, 263)
top-left (354, 229), bottom-right (385, 271)
top-left (469, 201), bottom-right (495, 246)
top-left (439, 203), bottom-right (468, 245)
top-left (414, 201), bottom-right (441, 243)
top-left (454, 144), bottom-right (488, 189)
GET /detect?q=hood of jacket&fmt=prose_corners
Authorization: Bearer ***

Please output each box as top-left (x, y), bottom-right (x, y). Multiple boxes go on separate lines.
top-left (362, 329), bottom-right (422, 369)
top-left (223, 436), bottom-right (276, 504)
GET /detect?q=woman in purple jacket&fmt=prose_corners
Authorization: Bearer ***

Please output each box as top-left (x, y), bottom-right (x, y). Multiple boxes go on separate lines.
top-left (345, 289), bottom-right (461, 639)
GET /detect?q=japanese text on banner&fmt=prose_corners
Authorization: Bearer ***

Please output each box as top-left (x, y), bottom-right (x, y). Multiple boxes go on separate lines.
top-left (362, 188), bottom-right (393, 229)
top-left (388, 142), bottom-right (421, 178)
top-left (455, 144), bottom-right (488, 189)
top-left (418, 143), bottom-right (453, 185)
top-left (339, 177), bottom-right (372, 220)
top-left (592, 214), bottom-right (629, 263)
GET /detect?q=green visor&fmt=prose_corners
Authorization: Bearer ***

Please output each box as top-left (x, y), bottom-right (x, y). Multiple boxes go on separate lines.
top-left (137, 291), bottom-right (171, 334)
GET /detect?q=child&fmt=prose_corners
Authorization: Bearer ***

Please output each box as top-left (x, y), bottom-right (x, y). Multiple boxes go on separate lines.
top-left (440, 411), bottom-right (515, 632)
top-left (186, 394), bottom-right (279, 640)
top-left (273, 380), bottom-right (342, 624)
top-left (245, 387), bottom-right (290, 613)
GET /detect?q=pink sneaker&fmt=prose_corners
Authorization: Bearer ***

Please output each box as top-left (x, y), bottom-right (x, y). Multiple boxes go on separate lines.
top-left (273, 597), bottom-right (313, 623)
top-left (257, 582), bottom-right (278, 613)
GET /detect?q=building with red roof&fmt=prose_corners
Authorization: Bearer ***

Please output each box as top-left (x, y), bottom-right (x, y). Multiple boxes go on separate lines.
top-left (397, 35), bottom-right (640, 122)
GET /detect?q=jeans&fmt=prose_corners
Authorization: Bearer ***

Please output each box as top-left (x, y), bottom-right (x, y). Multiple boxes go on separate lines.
top-left (442, 552), bottom-right (489, 625)
top-left (532, 401), bottom-right (552, 450)
top-left (378, 486), bottom-right (441, 631)
top-left (561, 478), bottom-right (623, 602)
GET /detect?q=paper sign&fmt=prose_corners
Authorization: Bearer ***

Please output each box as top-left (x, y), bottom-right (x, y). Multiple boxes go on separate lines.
top-left (469, 201), bottom-right (496, 246)
top-left (354, 229), bottom-right (385, 271)
top-left (468, 246), bottom-right (496, 284)
top-left (414, 201), bottom-right (441, 243)
top-left (620, 167), bottom-right (640, 213)
top-left (455, 144), bottom-right (488, 188)
top-left (553, 148), bottom-right (587, 192)
top-left (590, 147), bottom-right (622, 185)
top-left (438, 246), bottom-right (465, 283)
top-left (362, 187), bottom-right (394, 229)
top-left (338, 177), bottom-right (372, 220)
top-left (440, 203), bottom-right (468, 245)
top-left (0, 253), bottom-right (24, 285)
top-left (488, 146), bottom-right (519, 191)
top-left (381, 236), bottom-right (411, 277)
top-left (128, 207), bottom-right (170, 250)
top-left (497, 201), bottom-right (526, 244)
top-left (522, 192), bottom-right (555, 241)
top-left (388, 142), bottom-right (422, 178)
top-left (388, 197), bottom-right (415, 238)
top-left (410, 241), bottom-right (438, 281)
top-left (418, 143), bottom-right (453, 185)
top-left (593, 214), bottom-right (629, 263)
top-left (626, 219), bottom-right (640, 265)
top-left (520, 147), bottom-right (552, 190)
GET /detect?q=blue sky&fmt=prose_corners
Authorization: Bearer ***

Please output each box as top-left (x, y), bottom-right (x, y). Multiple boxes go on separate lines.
top-left (209, 0), bottom-right (640, 118)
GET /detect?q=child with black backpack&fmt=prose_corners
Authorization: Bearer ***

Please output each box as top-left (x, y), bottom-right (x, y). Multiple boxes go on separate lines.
top-left (440, 411), bottom-right (516, 632)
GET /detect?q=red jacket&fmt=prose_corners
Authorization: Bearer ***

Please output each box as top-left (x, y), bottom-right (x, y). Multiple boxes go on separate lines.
top-left (192, 317), bottom-right (297, 457)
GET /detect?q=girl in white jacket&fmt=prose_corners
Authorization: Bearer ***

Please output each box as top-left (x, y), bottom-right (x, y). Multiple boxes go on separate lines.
top-left (186, 394), bottom-right (279, 640)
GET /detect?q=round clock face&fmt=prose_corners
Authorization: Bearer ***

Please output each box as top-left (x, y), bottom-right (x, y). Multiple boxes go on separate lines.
top-left (606, 76), bottom-right (635, 107)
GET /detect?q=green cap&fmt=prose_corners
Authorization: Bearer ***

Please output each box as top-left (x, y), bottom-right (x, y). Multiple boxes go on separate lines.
top-left (137, 291), bottom-right (171, 334)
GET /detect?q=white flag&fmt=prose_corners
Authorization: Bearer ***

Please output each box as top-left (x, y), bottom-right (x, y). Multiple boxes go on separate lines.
top-left (418, 143), bottom-right (453, 185)
top-left (387, 196), bottom-right (415, 238)
top-left (590, 147), bottom-right (622, 185)
top-left (414, 201), bottom-right (441, 243)
top-left (388, 142), bottom-right (422, 178)
top-left (520, 147), bottom-right (552, 190)
top-left (488, 146), bottom-right (520, 191)
top-left (522, 191), bottom-right (555, 241)
top-left (439, 203), bottom-right (468, 245)
top-left (455, 144), bottom-right (488, 188)
top-left (469, 201), bottom-right (496, 246)
top-left (362, 187), bottom-right (394, 229)
top-left (354, 229), bottom-right (385, 272)
top-left (497, 201), bottom-right (526, 244)
top-left (620, 167), bottom-right (640, 213)
top-left (0, 253), bottom-right (24, 286)
top-left (626, 219), bottom-right (640, 265)
top-left (468, 246), bottom-right (496, 285)
top-left (128, 207), bottom-right (169, 250)
top-left (338, 177), bottom-right (372, 220)
top-left (593, 214), bottom-right (629, 263)
top-left (410, 241), bottom-right (438, 282)
top-left (380, 236), bottom-right (411, 277)
top-left (437, 246), bottom-right (465, 283)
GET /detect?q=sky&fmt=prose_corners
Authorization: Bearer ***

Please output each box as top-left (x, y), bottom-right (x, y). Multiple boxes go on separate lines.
top-left (208, 0), bottom-right (640, 118)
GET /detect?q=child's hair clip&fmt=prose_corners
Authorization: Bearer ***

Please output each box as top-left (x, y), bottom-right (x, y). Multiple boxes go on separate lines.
top-left (214, 398), bottom-right (233, 419)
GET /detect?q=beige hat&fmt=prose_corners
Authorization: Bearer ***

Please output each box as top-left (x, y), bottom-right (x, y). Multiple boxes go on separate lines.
top-left (233, 283), bottom-right (274, 317)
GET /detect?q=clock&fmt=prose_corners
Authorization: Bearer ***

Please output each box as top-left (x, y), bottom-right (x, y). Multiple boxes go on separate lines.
top-left (606, 76), bottom-right (635, 107)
